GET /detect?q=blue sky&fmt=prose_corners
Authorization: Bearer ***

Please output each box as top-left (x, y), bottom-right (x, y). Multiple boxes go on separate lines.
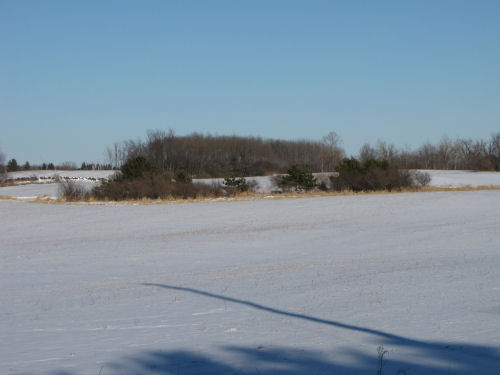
top-left (1, 0), bottom-right (499, 164)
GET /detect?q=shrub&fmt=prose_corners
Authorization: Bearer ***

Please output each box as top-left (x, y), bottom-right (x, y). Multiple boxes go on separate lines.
top-left (331, 158), bottom-right (418, 192)
top-left (223, 175), bottom-right (250, 194)
top-left (413, 171), bottom-right (431, 187)
top-left (173, 181), bottom-right (225, 199)
top-left (89, 157), bottom-right (225, 201)
top-left (91, 174), bottom-right (224, 201)
top-left (58, 180), bottom-right (89, 201)
top-left (279, 165), bottom-right (317, 191)
top-left (335, 157), bottom-right (364, 173)
top-left (93, 174), bottom-right (168, 200)
top-left (175, 170), bottom-right (192, 183)
top-left (120, 156), bottom-right (157, 180)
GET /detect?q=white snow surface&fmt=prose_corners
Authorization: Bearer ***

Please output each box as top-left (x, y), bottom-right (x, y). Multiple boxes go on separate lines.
top-left (420, 170), bottom-right (500, 188)
top-left (1, 170), bottom-right (115, 200)
top-left (6, 170), bottom-right (116, 181)
top-left (0, 182), bottom-right (98, 200)
top-left (1, 191), bottom-right (499, 374)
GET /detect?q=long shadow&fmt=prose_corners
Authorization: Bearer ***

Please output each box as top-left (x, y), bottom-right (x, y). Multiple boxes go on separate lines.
top-left (15, 284), bottom-right (500, 375)
top-left (138, 283), bottom-right (500, 374)
top-left (143, 283), bottom-right (415, 343)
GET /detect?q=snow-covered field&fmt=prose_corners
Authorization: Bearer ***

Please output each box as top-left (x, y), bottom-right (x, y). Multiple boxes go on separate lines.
top-left (5, 170), bottom-right (117, 181)
top-left (0, 170), bottom-right (116, 200)
top-left (1, 190), bottom-right (499, 374)
top-left (423, 170), bottom-right (500, 188)
top-left (1, 170), bottom-right (500, 200)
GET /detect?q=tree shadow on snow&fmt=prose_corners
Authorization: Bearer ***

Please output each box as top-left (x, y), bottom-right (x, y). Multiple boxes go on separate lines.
top-left (24, 283), bottom-right (500, 375)
top-left (35, 342), bottom-right (500, 375)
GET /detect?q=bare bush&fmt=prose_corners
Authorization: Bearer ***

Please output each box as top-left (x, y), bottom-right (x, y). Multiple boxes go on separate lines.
top-left (412, 171), bottom-right (431, 187)
top-left (58, 180), bottom-right (89, 201)
top-left (247, 179), bottom-right (258, 193)
top-left (92, 173), bottom-right (224, 201)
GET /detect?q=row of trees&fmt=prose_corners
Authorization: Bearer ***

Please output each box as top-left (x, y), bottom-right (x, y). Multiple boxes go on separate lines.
top-left (105, 130), bottom-right (345, 177)
top-left (105, 131), bottom-right (500, 177)
top-left (0, 158), bottom-right (112, 173)
top-left (2, 159), bottom-right (72, 172)
top-left (2, 132), bottom-right (499, 181)
top-left (80, 162), bottom-right (113, 170)
top-left (358, 134), bottom-right (500, 171)
top-left (3, 159), bottom-right (49, 172)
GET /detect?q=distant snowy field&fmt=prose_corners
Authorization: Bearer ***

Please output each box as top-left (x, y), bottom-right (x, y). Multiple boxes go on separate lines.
top-left (0, 170), bottom-right (117, 200)
top-left (423, 170), bottom-right (500, 188)
top-left (5, 170), bottom-right (117, 180)
top-left (1, 170), bottom-right (500, 199)
top-left (1, 191), bottom-right (499, 374)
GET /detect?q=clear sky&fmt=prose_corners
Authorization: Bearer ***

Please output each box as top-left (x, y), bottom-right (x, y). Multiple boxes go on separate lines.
top-left (1, 0), bottom-right (499, 164)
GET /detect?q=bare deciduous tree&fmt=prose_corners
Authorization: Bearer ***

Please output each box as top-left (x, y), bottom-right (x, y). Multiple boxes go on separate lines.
top-left (0, 148), bottom-right (6, 181)
top-left (375, 140), bottom-right (398, 164)
top-left (321, 131), bottom-right (345, 171)
top-left (104, 131), bottom-right (500, 177)
top-left (358, 143), bottom-right (377, 163)
top-left (488, 133), bottom-right (500, 171)
top-left (105, 141), bottom-right (129, 170)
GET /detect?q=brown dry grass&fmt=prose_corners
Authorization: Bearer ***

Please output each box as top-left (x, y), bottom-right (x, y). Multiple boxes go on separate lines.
top-left (53, 184), bottom-right (500, 205)
top-left (1, 185), bottom-right (499, 206)
top-left (0, 195), bottom-right (19, 201)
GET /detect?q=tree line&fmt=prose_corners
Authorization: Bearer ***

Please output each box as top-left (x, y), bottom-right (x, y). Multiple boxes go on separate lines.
top-left (1, 131), bottom-right (499, 181)
top-left (105, 130), bottom-right (345, 177)
top-left (105, 130), bottom-right (500, 177)
top-left (0, 159), bottom-right (112, 173)
top-left (358, 134), bottom-right (500, 171)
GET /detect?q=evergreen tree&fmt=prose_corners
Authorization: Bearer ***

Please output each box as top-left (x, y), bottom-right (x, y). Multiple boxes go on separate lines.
top-left (7, 159), bottom-right (19, 172)
top-left (223, 175), bottom-right (249, 193)
top-left (120, 156), bottom-right (157, 179)
top-left (279, 165), bottom-right (317, 191)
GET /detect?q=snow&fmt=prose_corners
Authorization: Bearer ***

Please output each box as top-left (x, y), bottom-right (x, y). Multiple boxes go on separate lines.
top-left (194, 176), bottom-right (277, 193)
top-left (421, 170), bottom-right (500, 188)
top-left (195, 173), bottom-right (334, 193)
top-left (0, 183), bottom-right (94, 200)
top-left (1, 171), bottom-right (114, 200)
top-left (6, 170), bottom-right (116, 181)
top-left (1, 190), bottom-right (499, 374)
